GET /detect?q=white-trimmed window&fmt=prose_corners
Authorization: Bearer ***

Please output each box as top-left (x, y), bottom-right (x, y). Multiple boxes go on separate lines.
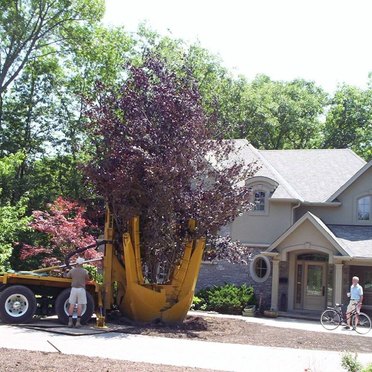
top-left (246, 177), bottom-right (278, 216)
top-left (253, 190), bottom-right (266, 211)
top-left (248, 187), bottom-right (269, 215)
top-left (250, 255), bottom-right (271, 282)
top-left (357, 195), bottom-right (371, 222)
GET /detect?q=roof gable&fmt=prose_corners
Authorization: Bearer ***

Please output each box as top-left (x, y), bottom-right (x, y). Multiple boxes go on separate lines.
top-left (267, 212), bottom-right (350, 256)
top-left (248, 145), bottom-right (302, 200)
top-left (327, 160), bottom-right (372, 202)
top-left (259, 149), bottom-right (366, 203)
top-left (227, 140), bottom-right (298, 200)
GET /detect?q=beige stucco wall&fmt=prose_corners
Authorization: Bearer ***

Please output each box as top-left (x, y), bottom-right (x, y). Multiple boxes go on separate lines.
top-left (230, 201), bottom-right (292, 244)
top-left (295, 167), bottom-right (372, 225)
top-left (275, 219), bottom-right (339, 257)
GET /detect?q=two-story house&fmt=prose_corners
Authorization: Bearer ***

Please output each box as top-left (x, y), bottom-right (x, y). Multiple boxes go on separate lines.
top-left (197, 140), bottom-right (372, 315)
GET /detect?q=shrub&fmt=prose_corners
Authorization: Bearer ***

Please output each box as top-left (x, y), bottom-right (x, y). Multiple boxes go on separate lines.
top-left (193, 283), bottom-right (256, 315)
top-left (190, 296), bottom-right (206, 311)
top-left (84, 264), bottom-right (103, 284)
top-left (341, 353), bottom-right (362, 372)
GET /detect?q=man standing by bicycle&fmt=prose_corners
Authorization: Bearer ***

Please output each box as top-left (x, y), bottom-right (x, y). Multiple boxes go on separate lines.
top-left (345, 276), bottom-right (363, 329)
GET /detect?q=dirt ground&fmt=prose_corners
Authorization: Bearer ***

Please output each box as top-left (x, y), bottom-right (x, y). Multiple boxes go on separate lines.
top-left (1, 315), bottom-right (371, 371)
top-left (0, 348), bottom-right (211, 371)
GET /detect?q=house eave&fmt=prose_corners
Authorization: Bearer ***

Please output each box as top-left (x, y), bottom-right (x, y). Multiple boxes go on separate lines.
top-left (302, 202), bottom-right (342, 207)
top-left (242, 243), bottom-right (270, 248)
top-left (335, 256), bottom-right (372, 264)
top-left (270, 198), bottom-right (301, 203)
top-left (333, 256), bottom-right (353, 263)
top-left (269, 199), bottom-right (342, 207)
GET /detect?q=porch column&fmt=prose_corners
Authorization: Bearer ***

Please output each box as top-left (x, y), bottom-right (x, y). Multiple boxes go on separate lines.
top-left (334, 263), bottom-right (343, 305)
top-left (271, 259), bottom-right (280, 310)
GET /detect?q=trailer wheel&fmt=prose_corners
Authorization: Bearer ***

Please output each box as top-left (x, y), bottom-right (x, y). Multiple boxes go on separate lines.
top-left (0, 285), bottom-right (37, 324)
top-left (55, 288), bottom-right (94, 325)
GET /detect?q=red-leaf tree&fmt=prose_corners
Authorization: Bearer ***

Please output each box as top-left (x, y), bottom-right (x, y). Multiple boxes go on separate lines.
top-left (84, 54), bottom-right (257, 282)
top-left (21, 196), bottom-right (99, 266)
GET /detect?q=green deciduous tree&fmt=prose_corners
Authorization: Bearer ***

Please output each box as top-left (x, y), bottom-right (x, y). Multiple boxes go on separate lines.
top-left (233, 75), bottom-right (328, 149)
top-left (138, 30), bottom-right (328, 150)
top-left (324, 84), bottom-right (372, 160)
top-left (1, 53), bottom-right (62, 156)
top-left (0, 1), bottom-right (132, 210)
top-left (0, 0), bottom-right (104, 96)
top-left (0, 154), bottom-right (30, 271)
top-left (0, 201), bottom-right (30, 272)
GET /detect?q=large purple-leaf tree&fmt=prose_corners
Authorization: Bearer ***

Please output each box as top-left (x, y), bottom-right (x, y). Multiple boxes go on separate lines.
top-left (84, 54), bottom-right (257, 282)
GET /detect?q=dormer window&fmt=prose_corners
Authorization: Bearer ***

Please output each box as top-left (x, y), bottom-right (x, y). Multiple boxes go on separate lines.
top-left (246, 176), bottom-right (278, 216)
top-left (357, 195), bottom-right (371, 221)
top-left (254, 190), bottom-right (266, 212)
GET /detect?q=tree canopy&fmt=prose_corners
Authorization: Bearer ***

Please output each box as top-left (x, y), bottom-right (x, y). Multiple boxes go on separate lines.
top-left (323, 84), bottom-right (372, 160)
top-left (20, 196), bottom-right (97, 267)
top-left (84, 54), bottom-right (257, 281)
top-left (0, 0), bottom-right (371, 271)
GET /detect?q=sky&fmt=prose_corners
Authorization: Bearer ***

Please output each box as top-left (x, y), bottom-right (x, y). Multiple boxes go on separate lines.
top-left (103, 0), bottom-right (372, 94)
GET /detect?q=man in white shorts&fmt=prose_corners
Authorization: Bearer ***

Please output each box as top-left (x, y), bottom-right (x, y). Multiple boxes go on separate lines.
top-left (345, 276), bottom-right (363, 330)
top-left (66, 257), bottom-right (90, 328)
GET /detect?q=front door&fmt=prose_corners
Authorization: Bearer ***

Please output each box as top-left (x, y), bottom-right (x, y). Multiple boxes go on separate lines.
top-left (303, 262), bottom-right (326, 310)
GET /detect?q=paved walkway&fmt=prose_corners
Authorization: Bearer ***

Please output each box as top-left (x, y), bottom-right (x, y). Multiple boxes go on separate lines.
top-left (0, 313), bottom-right (371, 371)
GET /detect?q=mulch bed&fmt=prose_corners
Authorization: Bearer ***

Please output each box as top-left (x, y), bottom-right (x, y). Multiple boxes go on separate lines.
top-left (1, 314), bottom-right (370, 371)
top-left (108, 313), bottom-right (372, 353)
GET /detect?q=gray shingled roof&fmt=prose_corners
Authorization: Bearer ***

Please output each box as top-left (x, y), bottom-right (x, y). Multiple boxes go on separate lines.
top-left (227, 140), bottom-right (366, 202)
top-left (328, 225), bottom-right (372, 258)
top-left (231, 141), bottom-right (295, 199)
top-left (258, 148), bottom-right (366, 202)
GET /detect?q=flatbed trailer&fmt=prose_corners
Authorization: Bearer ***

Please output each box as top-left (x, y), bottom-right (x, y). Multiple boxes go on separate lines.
top-left (0, 272), bottom-right (99, 324)
top-left (0, 210), bottom-right (205, 325)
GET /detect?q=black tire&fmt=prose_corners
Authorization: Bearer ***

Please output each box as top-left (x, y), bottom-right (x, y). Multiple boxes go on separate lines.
top-left (320, 309), bottom-right (341, 330)
top-left (352, 312), bottom-right (372, 334)
top-left (0, 285), bottom-right (37, 324)
top-left (55, 288), bottom-right (94, 325)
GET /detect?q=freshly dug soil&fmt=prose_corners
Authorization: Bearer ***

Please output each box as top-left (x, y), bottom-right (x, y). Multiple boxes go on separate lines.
top-left (109, 314), bottom-right (372, 353)
top-left (0, 348), bottom-right (212, 372)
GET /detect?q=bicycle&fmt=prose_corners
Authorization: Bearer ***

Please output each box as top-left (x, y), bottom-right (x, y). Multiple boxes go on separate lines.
top-left (320, 303), bottom-right (372, 334)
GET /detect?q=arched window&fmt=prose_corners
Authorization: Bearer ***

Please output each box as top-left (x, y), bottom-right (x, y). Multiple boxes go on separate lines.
top-left (246, 176), bottom-right (278, 216)
top-left (357, 195), bottom-right (371, 221)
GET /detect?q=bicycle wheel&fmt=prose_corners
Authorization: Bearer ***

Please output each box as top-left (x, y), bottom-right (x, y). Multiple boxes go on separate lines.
top-left (320, 309), bottom-right (341, 330)
top-left (352, 312), bottom-right (371, 334)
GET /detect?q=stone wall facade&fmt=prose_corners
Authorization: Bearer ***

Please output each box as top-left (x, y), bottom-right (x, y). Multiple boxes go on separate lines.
top-left (196, 249), bottom-right (273, 306)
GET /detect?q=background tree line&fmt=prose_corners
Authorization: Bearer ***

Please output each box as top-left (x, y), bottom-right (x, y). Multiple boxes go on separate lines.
top-left (0, 0), bottom-right (371, 270)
